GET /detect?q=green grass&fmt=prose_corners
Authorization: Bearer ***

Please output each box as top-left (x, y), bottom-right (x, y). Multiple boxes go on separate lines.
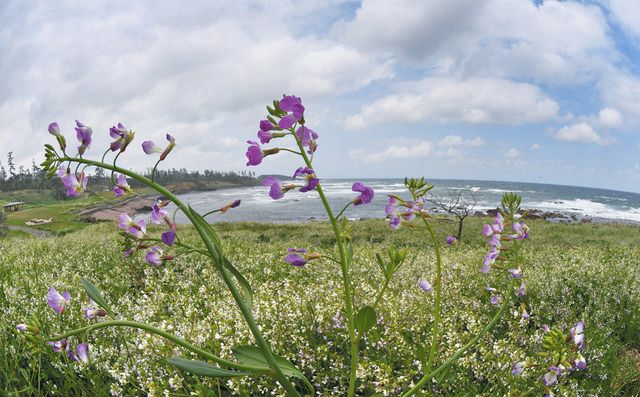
top-left (1, 219), bottom-right (639, 395)
top-left (1, 188), bottom-right (156, 235)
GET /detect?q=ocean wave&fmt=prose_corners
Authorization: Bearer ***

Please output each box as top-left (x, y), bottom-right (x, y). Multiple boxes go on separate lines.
top-left (531, 199), bottom-right (640, 222)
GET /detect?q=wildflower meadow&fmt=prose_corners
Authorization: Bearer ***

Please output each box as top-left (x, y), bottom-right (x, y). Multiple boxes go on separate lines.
top-left (2, 96), bottom-right (640, 396)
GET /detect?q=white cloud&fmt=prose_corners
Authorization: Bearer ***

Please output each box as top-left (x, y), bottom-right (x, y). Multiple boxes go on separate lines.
top-left (346, 77), bottom-right (559, 129)
top-left (530, 143), bottom-right (541, 150)
top-left (553, 122), bottom-right (608, 145)
top-left (338, 0), bottom-right (614, 86)
top-left (0, 1), bottom-right (393, 170)
top-left (504, 148), bottom-right (520, 158)
top-left (598, 107), bottom-right (623, 128)
top-left (606, 0), bottom-right (640, 41)
top-left (438, 135), bottom-right (485, 147)
top-left (349, 141), bottom-right (432, 163)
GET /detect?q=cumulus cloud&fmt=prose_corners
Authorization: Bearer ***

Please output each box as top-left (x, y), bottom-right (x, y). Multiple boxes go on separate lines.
top-left (349, 141), bottom-right (432, 163)
top-left (438, 135), bottom-right (485, 147)
top-left (530, 143), bottom-right (541, 150)
top-left (553, 122), bottom-right (609, 145)
top-left (346, 77), bottom-right (559, 129)
top-left (598, 107), bottom-right (623, 128)
top-left (606, 0), bottom-right (640, 41)
top-left (338, 0), bottom-right (614, 86)
top-left (0, 1), bottom-right (393, 169)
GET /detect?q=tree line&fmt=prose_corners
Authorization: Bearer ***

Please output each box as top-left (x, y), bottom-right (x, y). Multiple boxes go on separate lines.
top-left (0, 151), bottom-right (259, 196)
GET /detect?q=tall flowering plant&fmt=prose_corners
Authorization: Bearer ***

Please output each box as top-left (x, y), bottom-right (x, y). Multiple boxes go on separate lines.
top-left (18, 96), bottom-right (588, 396)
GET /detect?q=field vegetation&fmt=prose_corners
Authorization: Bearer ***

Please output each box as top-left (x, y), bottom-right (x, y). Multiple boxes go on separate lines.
top-left (2, 217), bottom-right (639, 395)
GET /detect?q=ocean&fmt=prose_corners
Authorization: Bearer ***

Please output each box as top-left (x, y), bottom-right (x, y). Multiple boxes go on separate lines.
top-left (165, 179), bottom-right (640, 225)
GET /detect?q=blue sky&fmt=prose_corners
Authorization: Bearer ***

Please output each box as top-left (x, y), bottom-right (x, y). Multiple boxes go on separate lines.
top-left (1, 0), bottom-right (639, 192)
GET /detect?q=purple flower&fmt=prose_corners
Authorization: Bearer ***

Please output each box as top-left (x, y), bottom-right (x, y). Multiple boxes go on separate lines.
top-left (295, 126), bottom-right (319, 153)
top-left (542, 324), bottom-right (550, 333)
top-left (117, 213), bottom-right (146, 238)
top-left (257, 130), bottom-right (274, 144)
top-left (487, 233), bottom-right (501, 248)
top-left (263, 176), bottom-right (284, 200)
top-left (445, 235), bottom-right (458, 246)
top-left (150, 202), bottom-right (168, 225)
top-left (142, 140), bottom-right (162, 154)
top-left (109, 122), bottom-right (134, 152)
top-left (542, 366), bottom-right (560, 386)
top-left (75, 120), bottom-right (93, 155)
top-left (511, 221), bottom-right (530, 240)
top-left (507, 268), bottom-right (523, 279)
top-left (278, 95), bottom-right (305, 129)
top-left (220, 199), bottom-right (241, 213)
top-left (246, 140), bottom-right (264, 166)
top-left (482, 247), bottom-right (499, 273)
top-left (285, 248), bottom-right (308, 267)
top-left (257, 120), bottom-right (285, 144)
top-left (48, 338), bottom-right (69, 353)
top-left (574, 353), bottom-right (586, 371)
top-left (512, 361), bottom-right (525, 376)
top-left (517, 283), bottom-right (526, 297)
top-left (69, 343), bottom-right (89, 364)
top-left (293, 167), bottom-right (319, 193)
top-left (146, 246), bottom-right (164, 266)
top-left (47, 287), bottom-right (71, 315)
top-left (418, 279), bottom-right (433, 293)
top-left (142, 134), bottom-right (176, 160)
top-left (162, 229), bottom-right (176, 246)
top-left (113, 174), bottom-right (131, 197)
top-left (83, 299), bottom-right (106, 320)
top-left (48, 122), bottom-right (61, 137)
top-left (260, 119), bottom-right (274, 132)
top-left (16, 324), bottom-right (27, 332)
top-left (570, 321), bottom-right (585, 349)
top-left (490, 295), bottom-right (502, 305)
top-left (62, 172), bottom-right (88, 197)
top-left (352, 182), bottom-right (374, 206)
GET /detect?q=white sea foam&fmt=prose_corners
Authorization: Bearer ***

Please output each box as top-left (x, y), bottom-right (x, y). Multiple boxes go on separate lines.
top-left (532, 199), bottom-right (640, 222)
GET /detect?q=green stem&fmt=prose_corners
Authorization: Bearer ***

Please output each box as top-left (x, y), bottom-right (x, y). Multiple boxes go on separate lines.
top-left (422, 219), bottom-right (443, 383)
top-left (290, 128), bottom-right (359, 397)
top-left (150, 158), bottom-right (162, 183)
top-left (56, 157), bottom-right (303, 397)
top-left (401, 280), bottom-right (515, 397)
top-left (335, 202), bottom-right (352, 220)
top-left (45, 320), bottom-right (270, 374)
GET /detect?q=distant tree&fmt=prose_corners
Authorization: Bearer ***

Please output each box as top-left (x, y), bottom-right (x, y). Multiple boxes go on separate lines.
top-left (427, 189), bottom-right (477, 241)
top-left (7, 152), bottom-right (15, 178)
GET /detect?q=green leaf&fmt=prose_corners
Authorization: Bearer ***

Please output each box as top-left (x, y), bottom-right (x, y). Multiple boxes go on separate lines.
top-left (416, 344), bottom-right (427, 365)
top-left (189, 206), bottom-right (253, 308)
top-left (167, 357), bottom-right (249, 378)
top-left (401, 330), bottom-right (414, 345)
top-left (354, 306), bottom-right (377, 335)
top-left (189, 205), bottom-right (222, 256)
top-left (80, 277), bottom-right (114, 316)
top-left (233, 346), bottom-right (303, 379)
top-left (222, 256), bottom-right (253, 308)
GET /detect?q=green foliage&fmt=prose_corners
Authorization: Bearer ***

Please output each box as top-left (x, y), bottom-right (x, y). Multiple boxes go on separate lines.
top-left (167, 357), bottom-right (249, 378)
top-left (1, 221), bottom-right (639, 395)
top-left (354, 306), bottom-right (377, 335)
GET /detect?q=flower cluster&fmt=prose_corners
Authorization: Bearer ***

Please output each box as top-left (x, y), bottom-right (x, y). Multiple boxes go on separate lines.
top-left (481, 212), bottom-right (529, 274)
top-left (384, 196), bottom-right (426, 229)
top-left (513, 321), bottom-right (587, 395)
top-left (245, 95), bottom-right (374, 267)
top-left (16, 287), bottom-right (93, 364)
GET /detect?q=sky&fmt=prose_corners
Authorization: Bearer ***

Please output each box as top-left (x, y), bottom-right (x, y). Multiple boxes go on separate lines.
top-left (1, 0), bottom-right (639, 193)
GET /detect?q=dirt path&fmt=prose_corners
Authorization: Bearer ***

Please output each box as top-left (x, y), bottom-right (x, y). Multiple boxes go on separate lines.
top-left (78, 194), bottom-right (161, 222)
top-left (7, 225), bottom-right (53, 238)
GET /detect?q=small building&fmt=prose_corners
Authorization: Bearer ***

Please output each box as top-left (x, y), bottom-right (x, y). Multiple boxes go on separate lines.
top-left (3, 202), bottom-right (25, 212)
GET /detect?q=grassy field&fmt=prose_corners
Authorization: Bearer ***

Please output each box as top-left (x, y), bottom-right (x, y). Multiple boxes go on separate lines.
top-left (0, 188), bottom-right (156, 235)
top-left (1, 217), bottom-right (639, 396)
